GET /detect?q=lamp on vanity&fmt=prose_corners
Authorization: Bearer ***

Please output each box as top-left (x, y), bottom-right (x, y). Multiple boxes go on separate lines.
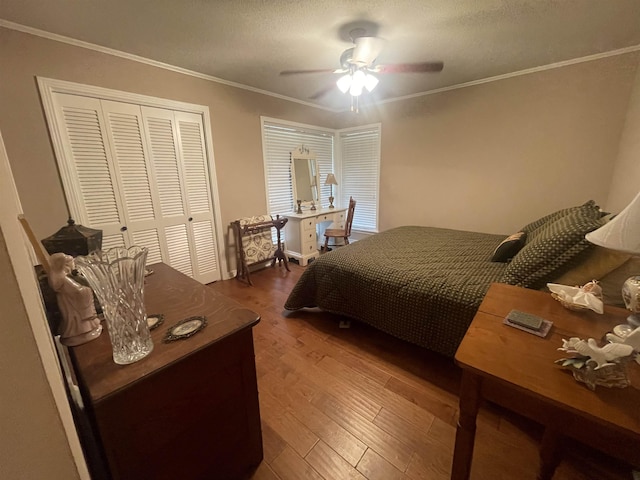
top-left (586, 191), bottom-right (640, 326)
top-left (325, 173), bottom-right (338, 209)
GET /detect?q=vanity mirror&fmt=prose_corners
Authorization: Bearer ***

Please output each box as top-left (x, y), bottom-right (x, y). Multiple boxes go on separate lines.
top-left (290, 145), bottom-right (320, 210)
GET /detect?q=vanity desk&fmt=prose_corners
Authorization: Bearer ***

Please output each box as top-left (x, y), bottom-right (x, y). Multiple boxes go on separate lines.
top-left (283, 207), bottom-right (347, 265)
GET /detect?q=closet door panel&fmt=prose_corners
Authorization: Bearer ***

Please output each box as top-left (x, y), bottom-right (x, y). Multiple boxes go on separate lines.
top-left (191, 219), bottom-right (218, 279)
top-left (164, 224), bottom-right (194, 278)
top-left (143, 113), bottom-right (186, 219)
top-left (143, 107), bottom-right (220, 283)
top-left (175, 112), bottom-right (211, 215)
top-left (174, 111), bottom-right (220, 283)
top-left (130, 229), bottom-right (163, 265)
top-left (101, 100), bottom-right (160, 239)
top-left (51, 93), bottom-right (126, 243)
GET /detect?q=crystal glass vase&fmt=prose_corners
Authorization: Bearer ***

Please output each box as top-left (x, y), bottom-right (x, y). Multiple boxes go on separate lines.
top-left (75, 246), bottom-right (153, 365)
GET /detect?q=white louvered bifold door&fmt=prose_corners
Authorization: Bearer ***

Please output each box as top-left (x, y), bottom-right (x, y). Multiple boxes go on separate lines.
top-left (100, 100), bottom-right (164, 265)
top-left (49, 93), bottom-right (220, 284)
top-left (51, 93), bottom-right (128, 249)
top-left (142, 107), bottom-right (220, 284)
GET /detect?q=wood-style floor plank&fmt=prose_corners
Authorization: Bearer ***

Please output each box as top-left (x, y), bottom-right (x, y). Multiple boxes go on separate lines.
top-left (212, 264), bottom-right (634, 480)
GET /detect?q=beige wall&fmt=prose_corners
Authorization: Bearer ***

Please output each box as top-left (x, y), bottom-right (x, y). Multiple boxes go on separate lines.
top-left (0, 27), bottom-right (337, 269)
top-left (337, 53), bottom-right (640, 234)
top-left (607, 57), bottom-right (640, 212)
top-left (0, 228), bottom-right (80, 480)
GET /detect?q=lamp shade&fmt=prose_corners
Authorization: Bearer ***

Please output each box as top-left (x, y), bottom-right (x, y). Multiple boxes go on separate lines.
top-left (585, 191), bottom-right (640, 255)
top-left (324, 173), bottom-right (338, 186)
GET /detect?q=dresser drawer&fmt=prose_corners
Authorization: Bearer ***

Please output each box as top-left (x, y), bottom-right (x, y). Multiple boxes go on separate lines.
top-left (335, 211), bottom-right (346, 223)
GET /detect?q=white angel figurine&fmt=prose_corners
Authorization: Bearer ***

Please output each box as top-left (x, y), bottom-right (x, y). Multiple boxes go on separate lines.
top-left (48, 252), bottom-right (102, 346)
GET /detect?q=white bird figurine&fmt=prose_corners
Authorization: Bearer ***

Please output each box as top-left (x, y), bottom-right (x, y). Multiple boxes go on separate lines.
top-left (573, 338), bottom-right (634, 370)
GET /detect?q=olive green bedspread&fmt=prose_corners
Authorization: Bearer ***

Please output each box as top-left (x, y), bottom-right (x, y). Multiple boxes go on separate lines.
top-left (284, 226), bottom-right (508, 357)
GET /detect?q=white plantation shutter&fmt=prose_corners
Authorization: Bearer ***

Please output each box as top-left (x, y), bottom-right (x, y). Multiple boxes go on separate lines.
top-left (262, 120), bottom-right (334, 216)
top-left (339, 127), bottom-right (380, 232)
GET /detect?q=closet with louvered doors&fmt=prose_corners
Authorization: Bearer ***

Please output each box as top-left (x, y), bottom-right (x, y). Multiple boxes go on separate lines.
top-left (48, 92), bottom-right (221, 284)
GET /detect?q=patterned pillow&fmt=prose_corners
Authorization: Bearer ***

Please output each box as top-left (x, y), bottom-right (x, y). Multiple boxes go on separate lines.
top-left (491, 231), bottom-right (527, 262)
top-left (519, 200), bottom-right (602, 242)
top-left (502, 208), bottom-right (605, 289)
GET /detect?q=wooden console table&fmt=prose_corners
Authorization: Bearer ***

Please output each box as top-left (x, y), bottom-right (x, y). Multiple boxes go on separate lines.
top-left (70, 263), bottom-right (262, 480)
top-left (283, 207), bottom-right (347, 266)
top-left (452, 283), bottom-right (640, 480)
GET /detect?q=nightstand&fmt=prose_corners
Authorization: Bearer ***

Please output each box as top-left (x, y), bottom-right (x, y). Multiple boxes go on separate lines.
top-left (452, 283), bottom-right (640, 480)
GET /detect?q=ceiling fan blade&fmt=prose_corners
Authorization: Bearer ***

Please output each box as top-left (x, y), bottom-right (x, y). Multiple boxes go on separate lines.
top-left (352, 37), bottom-right (385, 66)
top-left (280, 68), bottom-right (342, 76)
top-left (374, 62), bottom-right (444, 74)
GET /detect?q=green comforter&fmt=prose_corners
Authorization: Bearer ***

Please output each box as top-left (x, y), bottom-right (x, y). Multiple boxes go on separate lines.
top-left (284, 226), bottom-right (508, 357)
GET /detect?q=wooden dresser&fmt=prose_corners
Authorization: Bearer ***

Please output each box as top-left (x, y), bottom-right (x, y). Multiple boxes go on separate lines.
top-left (70, 263), bottom-right (262, 480)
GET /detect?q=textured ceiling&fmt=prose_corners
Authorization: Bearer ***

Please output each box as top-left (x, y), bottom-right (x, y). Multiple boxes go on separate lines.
top-left (2, 0), bottom-right (640, 111)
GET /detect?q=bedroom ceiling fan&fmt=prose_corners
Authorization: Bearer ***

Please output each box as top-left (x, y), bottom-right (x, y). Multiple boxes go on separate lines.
top-left (280, 28), bottom-right (444, 111)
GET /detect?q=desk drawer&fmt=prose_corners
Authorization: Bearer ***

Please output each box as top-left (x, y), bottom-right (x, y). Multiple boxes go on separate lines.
top-left (317, 213), bottom-right (334, 223)
top-left (302, 219), bottom-right (316, 231)
top-left (301, 231), bottom-right (317, 252)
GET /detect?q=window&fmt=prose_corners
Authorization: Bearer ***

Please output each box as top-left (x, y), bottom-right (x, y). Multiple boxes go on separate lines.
top-left (261, 118), bottom-right (334, 217)
top-left (339, 126), bottom-right (380, 232)
top-left (261, 118), bottom-right (380, 233)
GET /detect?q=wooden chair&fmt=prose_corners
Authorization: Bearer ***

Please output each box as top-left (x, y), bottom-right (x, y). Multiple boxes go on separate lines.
top-left (323, 197), bottom-right (356, 251)
top-left (232, 214), bottom-right (289, 286)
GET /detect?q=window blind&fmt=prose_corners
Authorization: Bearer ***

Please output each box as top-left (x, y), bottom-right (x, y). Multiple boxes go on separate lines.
top-left (339, 128), bottom-right (380, 232)
top-left (262, 120), bottom-right (334, 216)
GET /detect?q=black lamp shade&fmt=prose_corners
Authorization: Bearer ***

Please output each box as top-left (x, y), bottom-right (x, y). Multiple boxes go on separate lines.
top-left (41, 217), bottom-right (103, 257)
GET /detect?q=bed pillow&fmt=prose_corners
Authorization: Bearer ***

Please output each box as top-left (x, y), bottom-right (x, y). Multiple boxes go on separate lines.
top-left (549, 247), bottom-right (630, 287)
top-left (491, 231), bottom-right (526, 262)
top-left (502, 208), bottom-right (605, 289)
top-left (519, 200), bottom-right (602, 242)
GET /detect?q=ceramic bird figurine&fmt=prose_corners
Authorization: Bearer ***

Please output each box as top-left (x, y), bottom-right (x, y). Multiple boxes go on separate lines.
top-left (573, 338), bottom-right (633, 370)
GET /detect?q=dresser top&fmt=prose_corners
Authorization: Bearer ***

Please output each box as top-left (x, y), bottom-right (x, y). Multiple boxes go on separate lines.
top-left (70, 263), bottom-right (260, 402)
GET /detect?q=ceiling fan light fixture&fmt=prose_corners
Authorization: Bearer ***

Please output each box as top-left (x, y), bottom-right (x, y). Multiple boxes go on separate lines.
top-left (336, 74), bottom-right (352, 93)
top-left (364, 73), bottom-right (379, 92)
top-left (349, 70), bottom-right (366, 96)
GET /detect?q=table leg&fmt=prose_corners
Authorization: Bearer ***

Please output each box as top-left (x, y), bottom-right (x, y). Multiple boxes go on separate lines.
top-left (451, 370), bottom-right (482, 480)
top-left (537, 427), bottom-right (563, 480)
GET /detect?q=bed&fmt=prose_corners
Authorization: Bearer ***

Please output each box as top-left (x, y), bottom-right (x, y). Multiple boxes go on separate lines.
top-left (284, 200), bottom-right (617, 357)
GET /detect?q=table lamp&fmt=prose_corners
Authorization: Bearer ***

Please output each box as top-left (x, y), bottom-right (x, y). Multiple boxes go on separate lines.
top-left (586, 191), bottom-right (640, 326)
top-left (325, 173), bottom-right (338, 209)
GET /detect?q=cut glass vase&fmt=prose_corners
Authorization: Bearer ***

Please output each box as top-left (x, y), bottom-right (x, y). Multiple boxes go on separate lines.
top-left (75, 246), bottom-right (153, 365)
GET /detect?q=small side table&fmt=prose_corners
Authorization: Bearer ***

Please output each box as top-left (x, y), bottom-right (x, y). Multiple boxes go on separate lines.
top-left (452, 283), bottom-right (640, 480)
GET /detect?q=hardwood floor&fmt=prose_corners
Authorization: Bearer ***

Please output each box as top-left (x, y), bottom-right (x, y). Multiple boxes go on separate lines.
top-left (209, 263), bottom-right (634, 480)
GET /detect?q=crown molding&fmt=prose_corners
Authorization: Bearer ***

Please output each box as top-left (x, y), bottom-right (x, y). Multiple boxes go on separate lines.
top-left (3, 19), bottom-right (639, 113)
top-left (0, 19), bottom-right (337, 112)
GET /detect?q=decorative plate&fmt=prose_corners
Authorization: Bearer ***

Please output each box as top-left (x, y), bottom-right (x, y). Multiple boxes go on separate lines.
top-left (146, 313), bottom-right (164, 330)
top-left (163, 316), bottom-right (207, 342)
